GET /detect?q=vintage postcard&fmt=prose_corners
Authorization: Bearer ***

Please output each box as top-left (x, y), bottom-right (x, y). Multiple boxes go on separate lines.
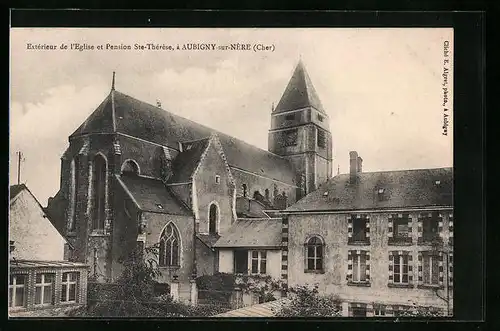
top-left (9, 27), bottom-right (453, 318)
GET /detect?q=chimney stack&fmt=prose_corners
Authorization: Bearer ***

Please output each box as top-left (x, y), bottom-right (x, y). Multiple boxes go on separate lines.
top-left (349, 151), bottom-right (362, 182)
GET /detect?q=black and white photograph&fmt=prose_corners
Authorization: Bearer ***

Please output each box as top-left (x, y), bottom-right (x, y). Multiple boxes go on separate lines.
top-left (9, 27), bottom-right (454, 318)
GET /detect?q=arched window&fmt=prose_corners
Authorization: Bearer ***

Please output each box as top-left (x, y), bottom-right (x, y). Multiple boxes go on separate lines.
top-left (209, 203), bottom-right (218, 234)
top-left (242, 184), bottom-right (247, 198)
top-left (305, 236), bottom-right (324, 272)
top-left (68, 157), bottom-right (78, 231)
top-left (121, 159), bottom-right (139, 175)
top-left (159, 223), bottom-right (180, 267)
top-left (92, 154), bottom-right (107, 230)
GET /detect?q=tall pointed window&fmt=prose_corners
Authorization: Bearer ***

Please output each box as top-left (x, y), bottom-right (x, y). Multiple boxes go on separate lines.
top-left (92, 154), bottom-right (107, 230)
top-left (159, 223), bottom-right (180, 267)
top-left (69, 157), bottom-right (78, 231)
top-left (209, 203), bottom-right (218, 234)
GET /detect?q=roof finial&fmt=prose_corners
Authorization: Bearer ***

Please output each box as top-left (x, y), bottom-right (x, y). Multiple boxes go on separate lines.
top-left (111, 71), bottom-right (116, 91)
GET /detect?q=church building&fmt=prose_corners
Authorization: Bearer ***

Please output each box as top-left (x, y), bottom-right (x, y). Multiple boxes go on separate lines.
top-left (45, 61), bottom-right (333, 301)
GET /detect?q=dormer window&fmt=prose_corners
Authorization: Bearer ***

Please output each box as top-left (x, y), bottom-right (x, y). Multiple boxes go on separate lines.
top-left (377, 188), bottom-right (387, 201)
top-left (156, 204), bottom-right (163, 209)
top-left (435, 180), bottom-right (441, 185)
top-left (215, 175), bottom-right (221, 184)
top-left (323, 191), bottom-right (329, 197)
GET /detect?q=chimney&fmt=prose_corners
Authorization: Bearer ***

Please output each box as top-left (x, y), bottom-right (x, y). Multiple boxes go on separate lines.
top-left (349, 151), bottom-right (358, 180)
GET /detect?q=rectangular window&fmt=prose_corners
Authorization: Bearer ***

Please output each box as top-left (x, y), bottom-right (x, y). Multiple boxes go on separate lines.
top-left (9, 275), bottom-right (26, 308)
top-left (281, 129), bottom-right (298, 147)
top-left (61, 272), bottom-right (78, 303)
top-left (350, 304), bottom-right (367, 317)
top-left (35, 273), bottom-right (55, 306)
top-left (389, 216), bottom-right (412, 245)
top-left (234, 250), bottom-right (249, 274)
top-left (352, 253), bottom-right (367, 282)
top-left (422, 217), bottom-right (439, 242)
top-left (393, 254), bottom-right (409, 284)
top-left (317, 129), bottom-right (326, 148)
top-left (373, 305), bottom-right (386, 316)
top-left (250, 251), bottom-right (267, 275)
top-left (395, 220), bottom-right (409, 238)
top-left (352, 218), bottom-right (368, 243)
top-left (285, 114), bottom-right (295, 121)
top-left (317, 114), bottom-right (324, 122)
top-left (423, 254), bottom-right (440, 285)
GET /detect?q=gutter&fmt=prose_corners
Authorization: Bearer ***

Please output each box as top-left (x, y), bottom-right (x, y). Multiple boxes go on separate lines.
top-left (279, 206), bottom-right (454, 215)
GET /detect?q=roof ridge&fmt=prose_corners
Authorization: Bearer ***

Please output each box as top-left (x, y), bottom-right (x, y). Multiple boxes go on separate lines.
top-left (113, 90), bottom-right (293, 163)
top-left (336, 167), bottom-right (453, 177)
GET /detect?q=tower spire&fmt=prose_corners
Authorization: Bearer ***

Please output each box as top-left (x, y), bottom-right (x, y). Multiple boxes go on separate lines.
top-left (111, 71), bottom-right (116, 91)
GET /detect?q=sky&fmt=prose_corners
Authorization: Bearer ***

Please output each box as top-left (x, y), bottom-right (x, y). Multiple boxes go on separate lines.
top-left (10, 28), bottom-right (453, 206)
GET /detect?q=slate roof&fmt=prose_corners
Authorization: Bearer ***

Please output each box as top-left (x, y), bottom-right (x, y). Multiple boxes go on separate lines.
top-left (213, 219), bottom-right (282, 248)
top-left (9, 184), bottom-right (26, 200)
top-left (169, 138), bottom-right (210, 183)
top-left (273, 60), bottom-right (326, 115)
top-left (235, 197), bottom-right (269, 218)
top-left (214, 298), bottom-right (290, 317)
top-left (285, 167), bottom-right (453, 213)
top-left (117, 174), bottom-right (192, 216)
top-left (196, 233), bottom-right (221, 249)
top-left (70, 90), bottom-right (296, 185)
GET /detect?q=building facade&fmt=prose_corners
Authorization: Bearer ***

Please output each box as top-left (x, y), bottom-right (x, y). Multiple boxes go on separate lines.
top-left (10, 184), bottom-right (71, 261)
top-left (45, 61), bottom-right (332, 302)
top-left (281, 152), bottom-right (453, 316)
top-left (9, 184), bottom-right (88, 316)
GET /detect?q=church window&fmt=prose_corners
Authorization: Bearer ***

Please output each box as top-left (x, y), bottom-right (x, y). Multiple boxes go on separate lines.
top-left (121, 159), bottom-right (139, 175)
top-left (317, 129), bottom-right (326, 148)
top-left (209, 203), bottom-right (219, 234)
top-left (92, 154), bottom-right (107, 231)
top-left (69, 157), bottom-right (78, 231)
top-left (159, 223), bottom-right (180, 267)
top-left (304, 236), bottom-right (324, 272)
top-left (281, 129), bottom-right (298, 147)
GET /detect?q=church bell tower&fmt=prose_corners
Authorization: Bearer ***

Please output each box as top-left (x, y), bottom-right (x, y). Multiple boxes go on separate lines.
top-left (268, 60), bottom-right (333, 197)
